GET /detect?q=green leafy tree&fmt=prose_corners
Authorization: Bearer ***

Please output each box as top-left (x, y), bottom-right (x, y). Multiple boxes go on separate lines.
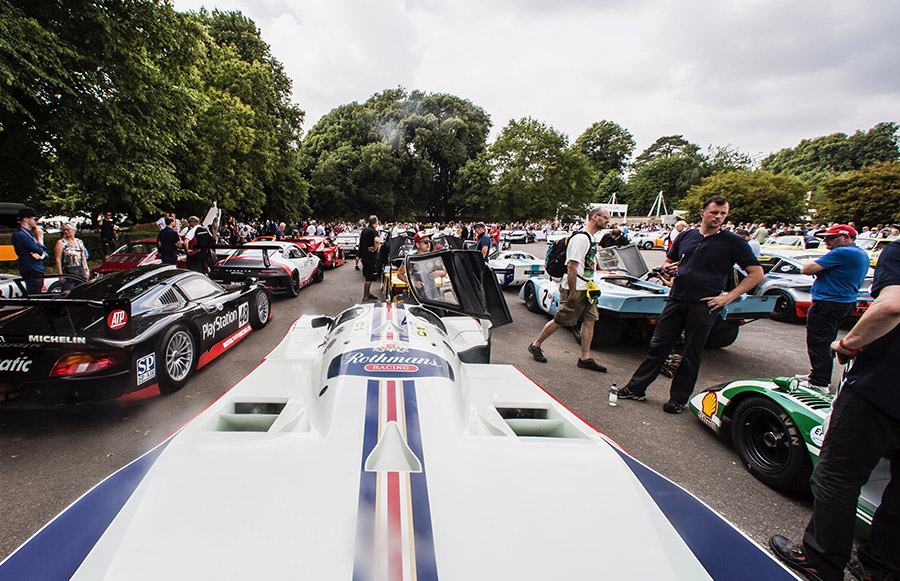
top-left (575, 120), bottom-right (635, 176)
top-left (487, 117), bottom-right (592, 221)
top-left (623, 155), bottom-right (705, 214)
top-left (821, 162), bottom-right (900, 225)
top-left (760, 122), bottom-right (899, 188)
top-left (681, 171), bottom-right (807, 223)
top-left (633, 135), bottom-right (701, 168)
top-left (703, 144), bottom-right (755, 173)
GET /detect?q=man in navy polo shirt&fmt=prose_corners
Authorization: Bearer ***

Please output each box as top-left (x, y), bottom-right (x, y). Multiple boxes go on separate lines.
top-left (770, 239), bottom-right (900, 581)
top-left (800, 224), bottom-right (870, 392)
top-left (11, 207), bottom-right (47, 295)
top-left (617, 196), bottom-right (763, 413)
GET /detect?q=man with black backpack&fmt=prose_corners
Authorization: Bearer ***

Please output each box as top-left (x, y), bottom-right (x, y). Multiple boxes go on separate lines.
top-left (528, 206), bottom-right (610, 372)
top-left (184, 216), bottom-right (213, 274)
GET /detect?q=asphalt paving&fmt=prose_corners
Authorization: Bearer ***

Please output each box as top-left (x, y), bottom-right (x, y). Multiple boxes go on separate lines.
top-left (0, 243), bottom-right (843, 569)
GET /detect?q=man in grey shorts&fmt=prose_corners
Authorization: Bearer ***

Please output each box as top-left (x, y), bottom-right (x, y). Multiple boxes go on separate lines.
top-left (527, 206), bottom-right (610, 372)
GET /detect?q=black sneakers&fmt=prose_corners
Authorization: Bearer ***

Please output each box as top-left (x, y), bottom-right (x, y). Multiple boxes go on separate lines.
top-left (616, 387), bottom-right (646, 401)
top-left (577, 358), bottom-right (607, 372)
top-left (528, 344), bottom-right (547, 363)
top-left (768, 536), bottom-right (825, 581)
top-left (663, 400), bottom-right (685, 414)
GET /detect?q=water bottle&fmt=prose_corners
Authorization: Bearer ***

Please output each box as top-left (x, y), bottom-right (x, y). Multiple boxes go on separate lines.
top-left (608, 383), bottom-right (618, 406)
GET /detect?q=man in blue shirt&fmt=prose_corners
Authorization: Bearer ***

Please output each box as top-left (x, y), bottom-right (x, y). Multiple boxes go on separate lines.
top-left (474, 222), bottom-right (491, 263)
top-left (800, 224), bottom-right (870, 392)
top-left (770, 238), bottom-right (900, 581)
top-left (11, 207), bottom-right (47, 294)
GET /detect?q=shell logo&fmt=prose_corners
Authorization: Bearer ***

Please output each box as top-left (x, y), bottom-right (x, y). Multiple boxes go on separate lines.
top-left (701, 392), bottom-right (718, 418)
top-left (107, 309), bottom-right (128, 330)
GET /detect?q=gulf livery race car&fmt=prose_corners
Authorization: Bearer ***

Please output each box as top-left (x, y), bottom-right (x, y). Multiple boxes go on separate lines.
top-left (752, 253), bottom-right (873, 322)
top-left (295, 235), bottom-right (345, 268)
top-left (91, 239), bottom-right (186, 277)
top-left (488, 249), bottom-right (545, 287)
top-left (0, 265), bottom-right (271, 406)
top-left (689, 376), bottom-right (887, 535)
top-left (519, 244), bottom-right (775, 348)
top-left (0, 249), bottom-right (795, 580)
top-left (209, 241), bottom-right (322, 297)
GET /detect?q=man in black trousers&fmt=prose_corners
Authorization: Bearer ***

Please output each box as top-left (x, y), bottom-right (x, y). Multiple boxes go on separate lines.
top-left (616, 196), bottom-right (763, 413)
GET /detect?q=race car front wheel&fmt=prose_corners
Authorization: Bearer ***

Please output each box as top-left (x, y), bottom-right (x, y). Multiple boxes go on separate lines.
top-left (158, 324), bottom-right (196, 393)
top-left (313, 266), bottom-right (324, 283)
top-left (523, 283), bottom-right (541, 313)
top-left (731, 396), bottom-right (812, 491)
top-left (250, 290), bottom-right (271, 329)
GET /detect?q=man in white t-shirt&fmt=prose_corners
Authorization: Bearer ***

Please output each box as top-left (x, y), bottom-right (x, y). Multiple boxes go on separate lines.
top-left (527, 206), bottom-right (611, 372)
top-left (668, 221), bottom-right (687, 249)
top-left (306, 221), bottom-right (317, 236)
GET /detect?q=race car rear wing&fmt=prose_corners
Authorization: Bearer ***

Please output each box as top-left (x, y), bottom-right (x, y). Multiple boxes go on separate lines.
top-left (0, 297), bottom-right (133, 341)
top-left (211, 244), bottom-right (292, 268)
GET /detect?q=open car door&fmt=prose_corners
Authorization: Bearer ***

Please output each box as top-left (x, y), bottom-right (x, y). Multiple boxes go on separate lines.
top-left (405, 249), bottom-right (512, 327)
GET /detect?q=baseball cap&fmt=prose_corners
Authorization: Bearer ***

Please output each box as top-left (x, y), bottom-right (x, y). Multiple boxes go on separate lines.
top-left (820, 224), bottom-right (857, 238)
top-left (475, 222), bottom-right (486, 229)
top-left (414, 231), bottom-right (431, 244)
top-left (18, 207), bottom-right (38, 219)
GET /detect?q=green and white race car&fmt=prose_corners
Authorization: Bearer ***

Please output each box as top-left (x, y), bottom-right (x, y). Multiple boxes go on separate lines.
top-left (689, 376), bottom-right (887, 535)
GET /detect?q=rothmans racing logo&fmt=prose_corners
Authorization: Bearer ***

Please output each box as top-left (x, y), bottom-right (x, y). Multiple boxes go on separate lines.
top-left (328, 348), bottom-right (454, 380)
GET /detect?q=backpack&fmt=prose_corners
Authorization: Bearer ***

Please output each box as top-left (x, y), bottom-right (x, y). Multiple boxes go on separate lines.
top-left (192, 226), bottom-right (212, 250)
top-left (545, 231), bottom-right (592, 278)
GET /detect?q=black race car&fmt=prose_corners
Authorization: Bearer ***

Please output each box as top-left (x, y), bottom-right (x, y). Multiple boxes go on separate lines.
top-left (0, 265), bottom-right (271, 406)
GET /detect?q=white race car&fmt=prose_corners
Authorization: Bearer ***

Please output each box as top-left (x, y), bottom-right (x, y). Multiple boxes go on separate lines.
top-left (0, 250), bottom-right (794, 580)
top-left (488, 249), bottom-right (545, 287)
top-left (210, 241), bottom-right (323, 296)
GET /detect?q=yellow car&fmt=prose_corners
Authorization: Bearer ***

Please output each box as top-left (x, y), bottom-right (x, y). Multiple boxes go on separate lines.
top-left (855, 237), bottom-right (897, 266)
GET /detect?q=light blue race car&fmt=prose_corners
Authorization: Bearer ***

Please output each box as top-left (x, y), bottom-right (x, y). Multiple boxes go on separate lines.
top-left (519, 244), bottom-right (775, 348)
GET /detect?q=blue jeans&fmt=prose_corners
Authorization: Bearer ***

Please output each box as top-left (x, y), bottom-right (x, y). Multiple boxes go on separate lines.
top-left (802, 388), bottom-right (900, 580)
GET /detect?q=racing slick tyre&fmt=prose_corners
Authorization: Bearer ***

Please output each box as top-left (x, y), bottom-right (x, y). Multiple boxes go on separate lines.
top-left (250, 290), bottom-right (271, 330)
top-left (590, 316), bottom-right (624, 349)
top-left (313, 265), bottom-right (324, 283)
top-left (523, 283), bottom-right (541, 313)
top-left (287, 270), bottom-right (301, 297)
top-left (765, 290), bottom-right (798, 323)
top-left (158, 324), bottom-right (196, 394)
top-left (731, 396), bottom-right (812, 491)
top-left (642, 241), bottom-right (654, 250)
top-left (704, 318), bottom-right (740, 348)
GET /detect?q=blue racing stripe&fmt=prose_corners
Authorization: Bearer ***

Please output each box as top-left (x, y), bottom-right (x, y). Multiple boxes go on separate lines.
top-left (370, 304), bottom-right (383, 343)
top-left (352, 379), bottom-right (381, 581)
top-left (403, 380), bottom-right (438, 579)
top-left (612, 448), bottom-right (794, 580)
top-left (0, 439), bottom-right (172, 581)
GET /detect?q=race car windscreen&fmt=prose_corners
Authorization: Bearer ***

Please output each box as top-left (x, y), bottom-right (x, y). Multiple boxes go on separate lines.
top-left (407, 257), bottom-right (458, 306)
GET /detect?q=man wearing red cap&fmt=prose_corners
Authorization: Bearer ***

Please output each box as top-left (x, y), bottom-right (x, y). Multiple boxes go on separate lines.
top-left (800, 224), bottom-right (870, 392)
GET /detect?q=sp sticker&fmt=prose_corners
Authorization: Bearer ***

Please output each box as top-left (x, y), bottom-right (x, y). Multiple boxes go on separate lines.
top-left (136, 353), bottom-right (156, 384)
top-left (107, 309), bottom-right (128, 330)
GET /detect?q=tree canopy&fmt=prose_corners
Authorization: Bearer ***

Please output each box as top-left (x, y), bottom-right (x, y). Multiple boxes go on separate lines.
top-left (681, 170), bottom-right (807, 224)
top-left (821, 162), bottom-right (900, 226)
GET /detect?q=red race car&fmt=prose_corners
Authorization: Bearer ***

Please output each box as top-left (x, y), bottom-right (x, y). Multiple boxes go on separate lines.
top-left (92, 239), bottom-right (186, 277)
top-left (295, 236), bottom-right (345, 268)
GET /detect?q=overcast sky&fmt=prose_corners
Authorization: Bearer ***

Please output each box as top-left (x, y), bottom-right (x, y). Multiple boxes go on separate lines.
top-left (172, 0), bottom-right (900, 160)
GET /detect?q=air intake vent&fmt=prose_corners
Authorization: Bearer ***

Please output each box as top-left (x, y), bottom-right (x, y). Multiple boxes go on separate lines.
top-left (158, 288), bottom-right (180, 306)
top-left (207, 400), bottom-right (287, 432)
top-left (495, 406), bottom-right (589, 439)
